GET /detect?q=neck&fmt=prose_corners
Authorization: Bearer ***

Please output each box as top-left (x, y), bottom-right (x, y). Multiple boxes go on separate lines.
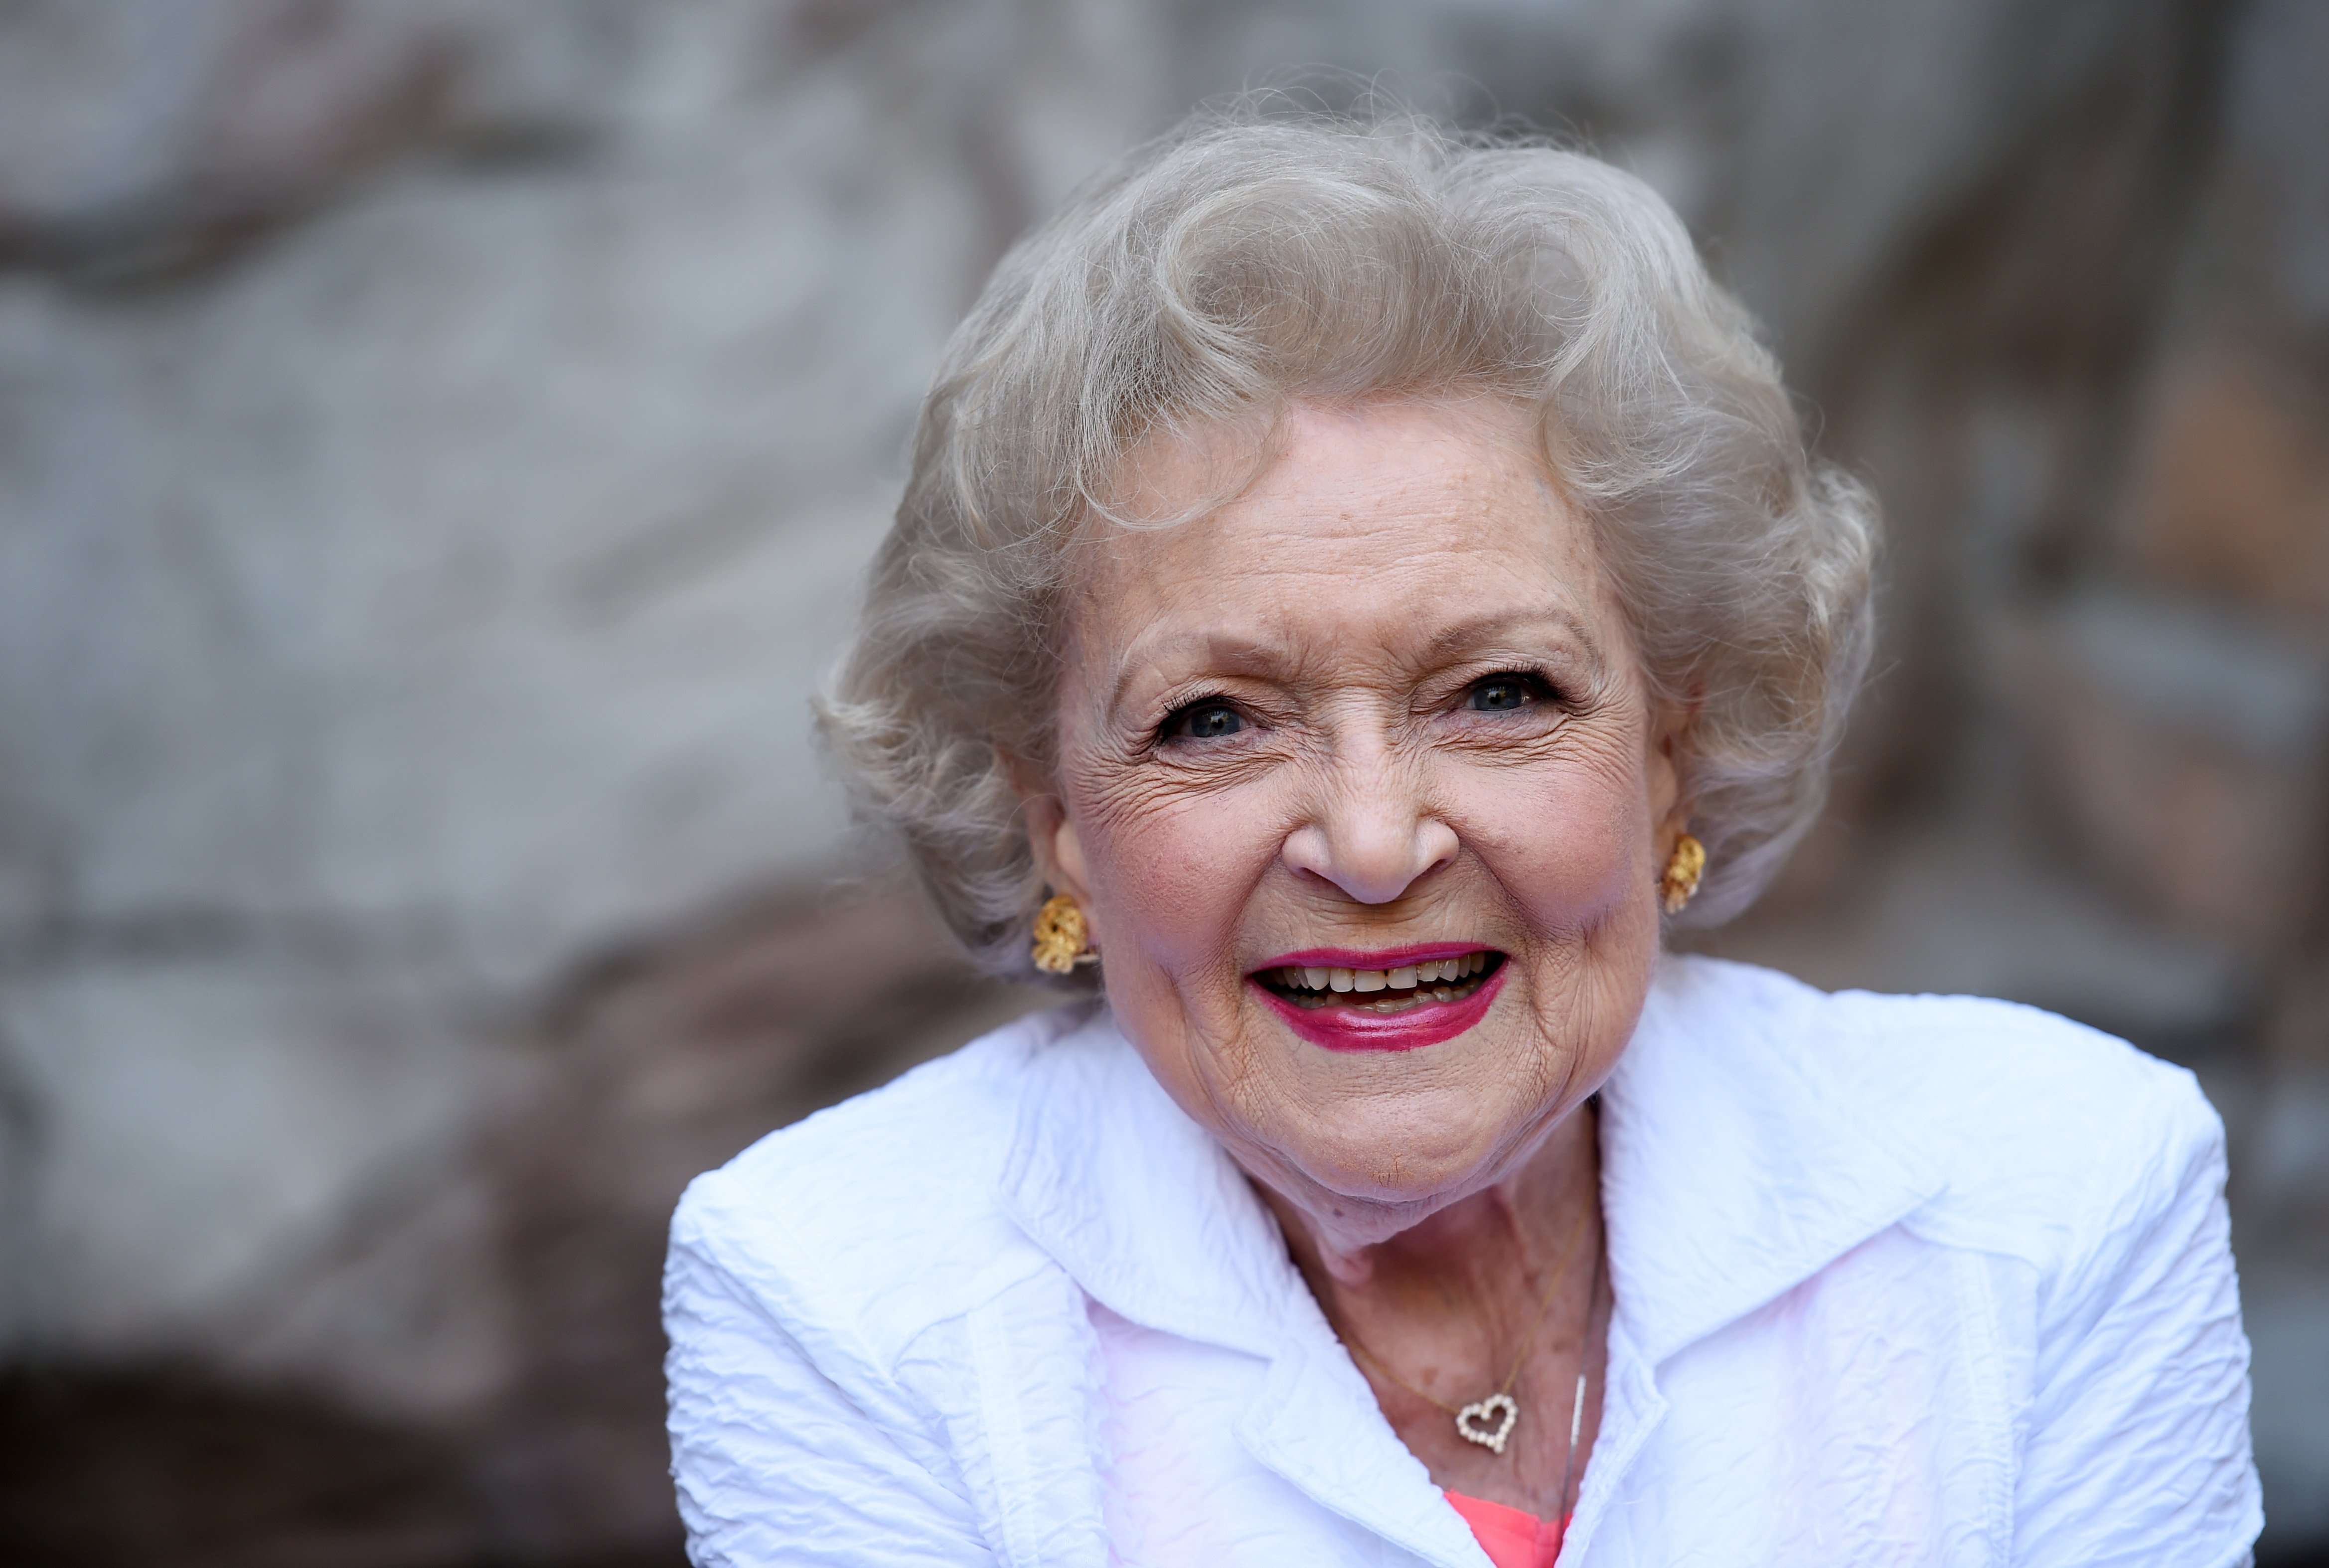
top-left (1263, 1099), bottom-right (1601, 1321)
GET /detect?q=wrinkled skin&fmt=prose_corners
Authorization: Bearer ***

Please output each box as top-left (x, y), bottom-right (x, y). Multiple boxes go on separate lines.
top-left (1020, 398), bottom-right (1691, 1512)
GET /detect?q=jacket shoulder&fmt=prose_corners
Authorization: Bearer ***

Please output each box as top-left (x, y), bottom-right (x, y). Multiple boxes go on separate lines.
top-left (1680, 957), bottom-right (2226, 1269)
top-left (667, 1002), bottom-right (1097, 1368)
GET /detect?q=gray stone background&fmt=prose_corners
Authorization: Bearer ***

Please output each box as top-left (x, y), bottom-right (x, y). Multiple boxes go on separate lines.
top-left (0, 0), bottom-right (2323, 1563)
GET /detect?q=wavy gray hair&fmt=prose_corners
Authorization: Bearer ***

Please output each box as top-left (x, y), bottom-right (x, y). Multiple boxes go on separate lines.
top-left (816, 106), bottom-right (1878, 985)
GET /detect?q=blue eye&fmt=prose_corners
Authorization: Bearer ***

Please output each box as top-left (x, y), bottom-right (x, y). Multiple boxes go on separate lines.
top-left (1164, 702), bottom-right (1243, 741)
top-left (1468, 677), bottom-right (1541, 712)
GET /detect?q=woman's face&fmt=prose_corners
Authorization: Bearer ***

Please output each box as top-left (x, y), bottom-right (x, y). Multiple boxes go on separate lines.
top-left (1029, 399), bottom-right (1684, 1250)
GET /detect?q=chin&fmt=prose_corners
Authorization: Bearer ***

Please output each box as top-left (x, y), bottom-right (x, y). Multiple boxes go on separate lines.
top-left (1268, 1098), bottom-right (1526, 1212)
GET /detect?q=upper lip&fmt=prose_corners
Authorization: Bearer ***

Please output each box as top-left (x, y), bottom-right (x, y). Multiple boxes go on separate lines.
top-left (1249, 942), bottom-right (1496, 972)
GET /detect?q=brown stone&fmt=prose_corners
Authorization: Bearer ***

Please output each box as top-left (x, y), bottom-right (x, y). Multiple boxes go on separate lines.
top-left (2120, 344), bottom-right (2329, 623)
top-left (2006, 590), bottom-right (2329, 953)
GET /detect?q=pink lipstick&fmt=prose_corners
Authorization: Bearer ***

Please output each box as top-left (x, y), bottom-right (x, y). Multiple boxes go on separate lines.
top-left (1246, 946), bottom-right (1507, 1053)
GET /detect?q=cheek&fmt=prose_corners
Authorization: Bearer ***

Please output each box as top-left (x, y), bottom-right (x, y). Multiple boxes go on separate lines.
top-left (1462, 753), bottom-right (1652, 928)
top-left (1078, 784), bottom-right (1281, 973)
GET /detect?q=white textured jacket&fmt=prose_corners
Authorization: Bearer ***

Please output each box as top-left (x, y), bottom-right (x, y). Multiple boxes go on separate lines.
top-left (663, 956), bottom-right (2261, 1567)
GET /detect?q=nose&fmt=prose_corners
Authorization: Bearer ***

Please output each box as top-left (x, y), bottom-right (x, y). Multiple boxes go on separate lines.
top-left (1280, 774), bottom-right (1459, 905)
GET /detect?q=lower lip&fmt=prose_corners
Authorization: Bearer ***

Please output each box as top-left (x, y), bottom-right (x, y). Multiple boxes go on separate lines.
top-left (1251, 964), bottom-right (1508, 1053)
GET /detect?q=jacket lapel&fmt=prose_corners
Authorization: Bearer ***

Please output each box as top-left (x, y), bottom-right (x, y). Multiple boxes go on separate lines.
top-left (1597, 955), bottom-right (1947, 1367)
top-left (998, 1009), bottom-right (1485, 1562)
top-left (997, 1005), bottom-right (1294, 1356)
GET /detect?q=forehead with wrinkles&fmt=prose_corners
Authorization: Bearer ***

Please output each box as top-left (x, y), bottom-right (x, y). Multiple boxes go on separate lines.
top-left (1061, 400), bottom-right (1629, 723)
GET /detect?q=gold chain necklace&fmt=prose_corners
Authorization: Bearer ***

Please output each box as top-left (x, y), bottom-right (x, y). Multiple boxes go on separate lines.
top-left (1333, 1199), bottom-right (1600, 1471)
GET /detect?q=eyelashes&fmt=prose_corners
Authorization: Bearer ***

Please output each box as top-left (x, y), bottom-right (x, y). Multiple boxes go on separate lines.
top-left (1155, 670), bottom-right (1566, 749)
top-left (1158, 696), bottom-right (1244, 743)
top-left (1465, 670), bottom-right (1562, 713)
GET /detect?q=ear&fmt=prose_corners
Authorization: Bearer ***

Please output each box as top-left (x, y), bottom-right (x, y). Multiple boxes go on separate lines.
top-left (1001, 748), bottom-right (1095, 914)
top-left (1646, 690), bottom-right (1700, 844)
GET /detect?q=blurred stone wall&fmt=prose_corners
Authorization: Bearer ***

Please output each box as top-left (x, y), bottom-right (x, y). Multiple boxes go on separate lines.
top-left (0, 1), bottom-right (2322, 1563)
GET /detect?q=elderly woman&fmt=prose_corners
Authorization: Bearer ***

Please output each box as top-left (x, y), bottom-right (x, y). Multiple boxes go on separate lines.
top-left (662, 111), bottom-right (2258, 1567)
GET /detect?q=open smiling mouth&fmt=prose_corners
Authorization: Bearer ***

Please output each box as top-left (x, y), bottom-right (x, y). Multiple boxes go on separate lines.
top-left (1254, 951), bottom-right (1505, 1013)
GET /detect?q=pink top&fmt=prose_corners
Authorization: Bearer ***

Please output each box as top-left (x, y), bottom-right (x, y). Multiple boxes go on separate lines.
top-left (1444, 1490), bottom-right (1566, 1568)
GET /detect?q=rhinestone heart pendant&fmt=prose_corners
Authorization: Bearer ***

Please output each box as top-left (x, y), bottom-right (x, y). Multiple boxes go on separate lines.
top-left (1454, 1393), bottom-right (1519, 1455)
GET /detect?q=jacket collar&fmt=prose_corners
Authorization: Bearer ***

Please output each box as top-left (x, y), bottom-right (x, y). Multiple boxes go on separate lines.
top-left (995, 1006), bottom-right (1487, 1562)
top-left (997, 1002), bottom-right (1304, 1358)
top-left (1596, 955), bottom-right (1945, 1365)
top-left (998, 954), bottom-right (1946, 1372)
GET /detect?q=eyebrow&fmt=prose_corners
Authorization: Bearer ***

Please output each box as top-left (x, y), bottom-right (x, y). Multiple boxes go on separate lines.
top-left (1418, 605), bottom-right (1608, 674)
top-left (1100, 604), bottom-right (1609, 718)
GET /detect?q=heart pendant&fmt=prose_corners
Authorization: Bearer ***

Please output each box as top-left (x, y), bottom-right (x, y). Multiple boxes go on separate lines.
top-left (1454, 1393), bottom-right (1519, 1455)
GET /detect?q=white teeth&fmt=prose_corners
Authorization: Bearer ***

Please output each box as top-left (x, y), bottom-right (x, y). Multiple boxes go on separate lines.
top-left (1270, 953), bottom-right (1492, 996)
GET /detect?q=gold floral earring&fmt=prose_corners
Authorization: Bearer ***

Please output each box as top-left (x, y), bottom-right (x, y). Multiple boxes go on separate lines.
top-left (1030, 892), bottom-right (1099, 975)
top-left (1659, 834), bottom-right (1706, 914)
